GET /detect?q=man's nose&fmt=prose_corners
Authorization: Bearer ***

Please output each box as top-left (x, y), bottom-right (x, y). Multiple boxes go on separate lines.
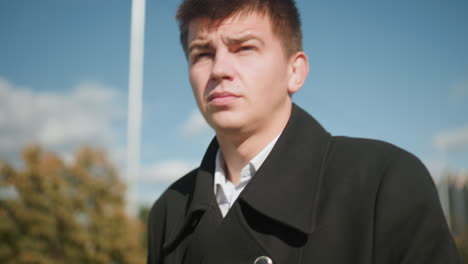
top-left (210, 49), bottom-right (234, 82)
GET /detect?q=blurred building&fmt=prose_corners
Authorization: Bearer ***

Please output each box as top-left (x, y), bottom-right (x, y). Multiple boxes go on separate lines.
top-left (438, 171), bottom-right (468, 237)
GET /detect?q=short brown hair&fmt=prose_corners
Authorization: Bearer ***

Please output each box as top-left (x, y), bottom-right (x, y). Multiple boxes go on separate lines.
top-left (176, 0), bottom-right (303, 57)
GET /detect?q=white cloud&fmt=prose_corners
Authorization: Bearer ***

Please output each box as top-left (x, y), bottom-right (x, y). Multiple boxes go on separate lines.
top-left (433, 125), bottom-right (468, 152)
top-left (180, 109), bottom-right (212, 137)
top-left (0, 77), bottom-right (124, 162)
top-left (140, 160), bottom-right (198, 183)
top-left (0, 78), bottom-right (206, 206)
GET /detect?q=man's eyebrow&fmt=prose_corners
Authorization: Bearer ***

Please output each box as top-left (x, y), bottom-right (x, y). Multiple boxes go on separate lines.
top-left (187, 33), bottom-right (263, 53)
top-left (188, 41), bottom-right (211, 54)
top-left (225, 33), bottom-right (264, 45)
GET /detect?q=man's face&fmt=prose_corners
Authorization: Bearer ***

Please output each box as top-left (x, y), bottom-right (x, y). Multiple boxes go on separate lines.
top-left (187, 11), bottom-right (300, 135)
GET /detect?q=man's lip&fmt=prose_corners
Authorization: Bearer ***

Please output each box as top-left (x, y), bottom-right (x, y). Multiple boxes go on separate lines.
top-left (206, 91), bottom-right (241, 106)
top-left (207, 91), bottom-right (240, 102)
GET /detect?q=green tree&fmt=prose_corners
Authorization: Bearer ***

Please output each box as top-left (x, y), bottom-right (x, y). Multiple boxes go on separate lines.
top-left (0, 145), bottom-right (145, 264)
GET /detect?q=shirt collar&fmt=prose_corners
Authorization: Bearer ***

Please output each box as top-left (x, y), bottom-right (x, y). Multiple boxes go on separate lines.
top-left (214, 135), bottom-right (280, 193)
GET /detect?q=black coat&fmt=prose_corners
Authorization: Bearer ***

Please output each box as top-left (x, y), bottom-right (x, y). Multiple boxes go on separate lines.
top-left (147, 104), bottom-right (459, 264)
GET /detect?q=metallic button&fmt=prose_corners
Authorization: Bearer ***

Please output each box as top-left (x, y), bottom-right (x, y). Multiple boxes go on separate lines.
top-left (254, 256), bottom-right (273, 264)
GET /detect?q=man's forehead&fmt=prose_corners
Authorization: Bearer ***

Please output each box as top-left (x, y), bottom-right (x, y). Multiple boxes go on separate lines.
top-left (187, 12), bottom-right (272, 43)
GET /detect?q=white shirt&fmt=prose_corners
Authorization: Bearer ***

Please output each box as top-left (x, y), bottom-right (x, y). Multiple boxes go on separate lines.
top-left (214, 136), bottom-right (280, 217)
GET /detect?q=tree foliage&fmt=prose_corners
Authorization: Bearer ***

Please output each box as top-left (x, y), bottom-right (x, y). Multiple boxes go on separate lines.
top-left (0, 145), bottom-right (145, 264)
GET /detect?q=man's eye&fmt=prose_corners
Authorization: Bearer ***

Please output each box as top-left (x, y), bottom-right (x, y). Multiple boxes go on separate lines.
top-left (237, 46), bottom-right (255, 52)
top-left (197, 52), bottom-right (214, 60)
top-left (191, 52), bottom-right (213, 63)
top-left (197, 52), bottom-right (211, 58)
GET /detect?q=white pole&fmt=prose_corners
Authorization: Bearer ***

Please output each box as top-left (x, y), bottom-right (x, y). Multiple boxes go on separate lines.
top-left (126, 0), bottom-right (146, 217)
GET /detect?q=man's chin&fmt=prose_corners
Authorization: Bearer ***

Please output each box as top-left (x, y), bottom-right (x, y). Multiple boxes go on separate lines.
top-left (212, 122), bottom-right (244, 133)
top-left (208, 117), bottom-right (246, 135)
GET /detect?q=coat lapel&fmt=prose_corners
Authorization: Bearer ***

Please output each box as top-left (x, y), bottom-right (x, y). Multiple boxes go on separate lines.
top-left (239, 104), bottom-right (332, 234)
top-left (162, 139), bottom-right (221, 254)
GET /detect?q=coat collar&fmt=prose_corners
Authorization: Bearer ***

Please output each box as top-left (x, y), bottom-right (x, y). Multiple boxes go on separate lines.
top-left (187, 103), bottom-right (332, 234)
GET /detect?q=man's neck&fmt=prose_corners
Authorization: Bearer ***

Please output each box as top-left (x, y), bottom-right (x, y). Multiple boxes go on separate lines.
top-left (215, 104), bottom-right (292, 185)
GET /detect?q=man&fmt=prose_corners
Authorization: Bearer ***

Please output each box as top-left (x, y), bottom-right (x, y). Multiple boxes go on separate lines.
top-left (147, 0), bottom-right (460, 263)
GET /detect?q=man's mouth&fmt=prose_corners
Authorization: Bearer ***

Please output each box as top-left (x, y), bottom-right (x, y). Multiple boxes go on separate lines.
top-left (207, 91), bottom-right (240, 106)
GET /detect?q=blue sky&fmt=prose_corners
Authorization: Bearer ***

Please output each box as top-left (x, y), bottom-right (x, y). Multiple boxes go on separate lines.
top-left (1, 0), bottom-right (467, 205)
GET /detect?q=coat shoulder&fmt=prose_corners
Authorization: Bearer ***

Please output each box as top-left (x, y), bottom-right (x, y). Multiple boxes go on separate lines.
top-left (329, 135), bottom-right (425, 171)
top-left (331, 136), bottom-right (403, 157)
top-left (325, 136), bottom-right (433, 195)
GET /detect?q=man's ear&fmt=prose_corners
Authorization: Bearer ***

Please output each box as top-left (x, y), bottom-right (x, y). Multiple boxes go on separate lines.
top-left (287, 51), bottom-right (309, 94)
